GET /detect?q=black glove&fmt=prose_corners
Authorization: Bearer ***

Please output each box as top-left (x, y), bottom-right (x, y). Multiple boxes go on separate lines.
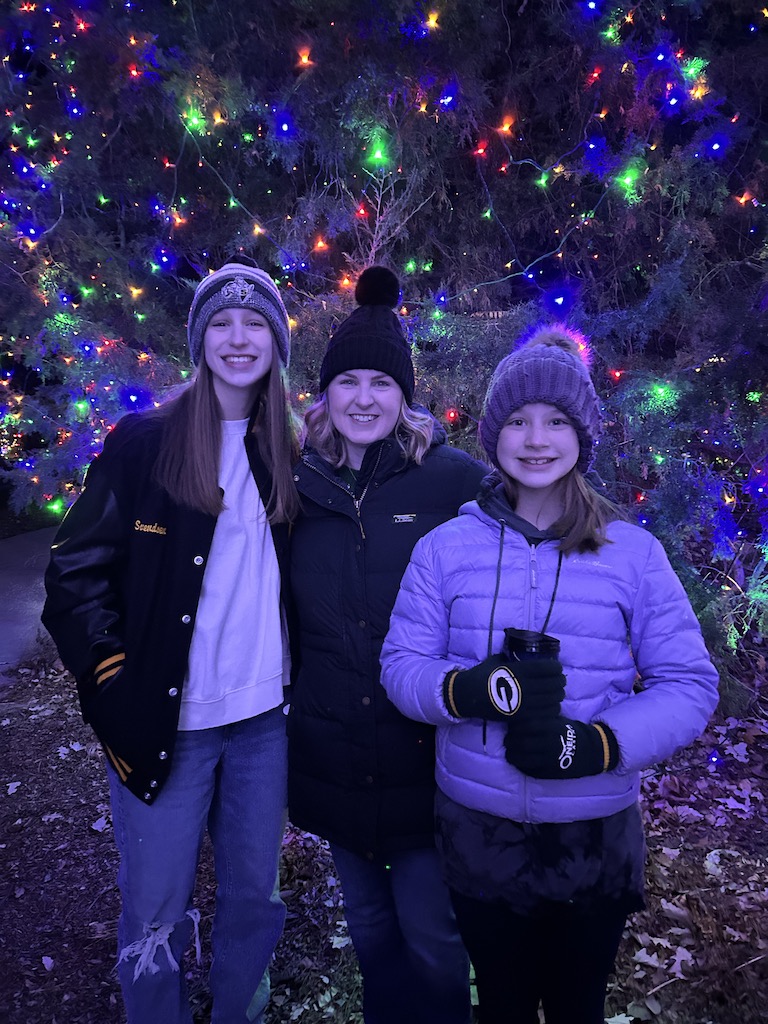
top-left (443, 654), bottom-right (565, 723)
top-left (504, 715), bottom-right (619, 778)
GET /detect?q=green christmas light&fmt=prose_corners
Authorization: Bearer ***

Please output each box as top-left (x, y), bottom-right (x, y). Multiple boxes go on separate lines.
top-left (98, 195), bottom-right (109, 205)
top-left (482, 208), bottom-right (492, 219)
top-left (47, 498), bottom-right (64, 515)
top-left (645, 381), bottom-right (680, 415)
top-left (74, 400), bottom-right (90, 417)
top-left (536, 172), bottom-right (549, 188)
top-left (80, 286), bottom-right (94, 298)
top-left (184, 107), bottom-right (207, 134)
top-left (149, 262), bottom-right (160, 273)
top-left (422, 261), bottom-right (433, 272)
top-left (50, 311), bottom-right (79, 333)
top-left (365, 132), bottom-right (390, 167)
top-left (615, 160), bottom-right (645, 204)
top-left (602, 23), bottom-right (620, 45)
top-left (682, 57), bottom-right (708, 81)
top-left (404, 259), bottom-right (417, 273)
top-left (746, 391), bottom-right (762, 403)
top-left (243, 133), bottom-right (254, 143)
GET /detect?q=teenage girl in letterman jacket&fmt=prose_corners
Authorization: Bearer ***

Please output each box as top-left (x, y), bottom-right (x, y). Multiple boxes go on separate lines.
top-left (42, 264), bottom-right (299, 1024)
top-left (381, 326), bottom-right (719, 1024)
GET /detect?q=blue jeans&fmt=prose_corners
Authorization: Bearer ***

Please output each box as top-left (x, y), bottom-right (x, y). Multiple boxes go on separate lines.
top-left (331, 844), bottom-right (471, 1024)
top-left (107, 707), bottom-right (287, 1024)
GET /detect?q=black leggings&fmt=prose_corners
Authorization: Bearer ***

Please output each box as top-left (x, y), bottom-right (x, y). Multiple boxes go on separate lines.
top-left (451, 890), bottom-right (627, 1024)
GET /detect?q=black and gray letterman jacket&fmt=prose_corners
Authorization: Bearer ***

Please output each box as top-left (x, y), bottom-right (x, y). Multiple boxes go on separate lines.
top-left (41, 411), bottom-right (292, 804)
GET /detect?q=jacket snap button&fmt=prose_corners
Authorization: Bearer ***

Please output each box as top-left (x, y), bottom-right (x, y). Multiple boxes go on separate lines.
top-left (168, 687), bottom-right (179, 697)
top-left (358, 620), bottom-right (366, 628)
top-left (143, 793), bottom-right (152, 801)
top-left (193, 555), bottom-right (204, 566)
top-left (150, 779), bottom-right (158, 788)
top-left (293, 475), bottom-right (300, 481)
top-left (362, 696), bottom-right (371, 706)
top-left (159, 750), bottom-right (168, 760)
top-left (181, 614), bottom-right (191, 624)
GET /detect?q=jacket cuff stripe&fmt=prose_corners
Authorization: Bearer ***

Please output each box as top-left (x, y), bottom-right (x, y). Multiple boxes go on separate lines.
top-left (95, 665), bottom-right (122, 686)
top-left (105, 745), bottom-right (129, 781)
top-left (94, 652), bottom-right (125, 685)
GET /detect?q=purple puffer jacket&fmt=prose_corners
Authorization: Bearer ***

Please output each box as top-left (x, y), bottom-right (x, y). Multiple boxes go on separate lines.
top-left (380, 495), bottom-right (720, 825)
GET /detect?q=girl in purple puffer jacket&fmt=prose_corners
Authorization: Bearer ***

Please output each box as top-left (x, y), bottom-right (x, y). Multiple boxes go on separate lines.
top-left (380, 325), bottom-right (719, 1024)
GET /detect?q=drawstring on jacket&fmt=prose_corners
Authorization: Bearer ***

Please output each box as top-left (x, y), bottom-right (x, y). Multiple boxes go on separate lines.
top-left (481, 521), bottom-right (564, 745)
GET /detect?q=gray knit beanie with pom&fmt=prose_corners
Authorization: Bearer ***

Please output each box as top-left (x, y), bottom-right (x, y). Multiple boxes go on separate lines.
top-left (479, 325), bottom-right (602, 473)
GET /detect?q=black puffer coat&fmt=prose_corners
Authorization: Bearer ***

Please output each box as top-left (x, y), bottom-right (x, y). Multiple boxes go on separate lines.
top-left (288, 432), bottom-right (487, 860)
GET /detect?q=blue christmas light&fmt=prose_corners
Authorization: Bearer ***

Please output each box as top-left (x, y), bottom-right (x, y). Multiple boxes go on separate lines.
top-left (18, 221), bottom-right (43, 239)
top-left (399, 17), bottom-right (429, 40)
top-left (154, 246), bottom-right (177, 271)
top-left (119, 386), bottom-right (153, 411)
top-left (272, 108), bottom-right (296, 139)
top-left (439, 81), bottom-right (459, 109)
top-left (543, 282), bottom-right (577, 314)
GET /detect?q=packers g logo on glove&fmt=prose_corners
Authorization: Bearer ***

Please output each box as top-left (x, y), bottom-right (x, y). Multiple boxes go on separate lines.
top-left (486, 666), bottom-right (522, 716)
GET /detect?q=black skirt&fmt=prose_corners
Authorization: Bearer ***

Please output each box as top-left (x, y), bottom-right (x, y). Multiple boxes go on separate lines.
top-left (435, 789), bottom-right (646, 917)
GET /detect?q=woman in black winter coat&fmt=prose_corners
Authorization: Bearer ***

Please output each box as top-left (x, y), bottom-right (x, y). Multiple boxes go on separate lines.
top-left (288, 267), bottom-right (486, 1024)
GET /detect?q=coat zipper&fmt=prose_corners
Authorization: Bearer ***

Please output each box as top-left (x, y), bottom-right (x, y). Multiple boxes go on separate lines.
top-left (302, 446), bottom-right (384, 541)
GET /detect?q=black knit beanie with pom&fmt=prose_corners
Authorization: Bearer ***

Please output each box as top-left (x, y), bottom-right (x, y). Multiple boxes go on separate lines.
top-left (318, 266), bottom-right (415, 402)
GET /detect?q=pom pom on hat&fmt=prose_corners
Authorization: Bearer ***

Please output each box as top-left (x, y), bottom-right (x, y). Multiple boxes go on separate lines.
top-left (187, 263), bottom-right (291, 367)
top-left (354, 265), bottom-right (401, 307)
top-left (478, 324), bottom-right (602, 473)
top-left (319, 266), bottom-right (415, 402)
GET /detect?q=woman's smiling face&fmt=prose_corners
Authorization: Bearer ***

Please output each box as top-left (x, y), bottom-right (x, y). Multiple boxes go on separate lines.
top-left (326, 369), bottom-right (404, 469)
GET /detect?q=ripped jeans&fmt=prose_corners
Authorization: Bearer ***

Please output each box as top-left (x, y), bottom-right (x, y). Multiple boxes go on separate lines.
top-left (106, 707), bottom-right (287, 1024)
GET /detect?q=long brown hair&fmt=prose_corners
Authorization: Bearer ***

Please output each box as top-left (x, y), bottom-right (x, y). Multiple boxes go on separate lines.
top-left (303, 391), bottom-right (433, 467)
top-left (501, 467), bottom-right (626, 554)
top-left (151, 341), bottom-right (300, 523)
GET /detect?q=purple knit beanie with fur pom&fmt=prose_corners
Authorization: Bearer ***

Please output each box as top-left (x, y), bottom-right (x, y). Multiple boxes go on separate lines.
top-left (479, 325), bottom-right (602, 472)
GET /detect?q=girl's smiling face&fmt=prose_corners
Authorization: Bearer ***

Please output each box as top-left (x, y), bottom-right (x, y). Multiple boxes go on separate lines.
top-left (203, 306), bottom-right (274, 418)
top-left (496, 402), bottom-right (579, 498)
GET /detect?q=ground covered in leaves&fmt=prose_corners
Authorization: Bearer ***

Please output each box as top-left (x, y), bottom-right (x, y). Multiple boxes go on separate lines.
top-left (1, 652), bottom-right (767, 1024)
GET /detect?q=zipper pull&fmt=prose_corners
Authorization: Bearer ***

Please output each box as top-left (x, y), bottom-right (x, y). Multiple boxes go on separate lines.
top-left (353, 497), bottom-right (366, 539)
top-left (530, 544), bottom-right (538, 588)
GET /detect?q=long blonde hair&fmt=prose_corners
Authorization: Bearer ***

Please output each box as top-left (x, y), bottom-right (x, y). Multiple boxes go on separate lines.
top-left (500, 466), bottom-right (625, 554)
top-left (303, 391), bottom-right (433, 468)
top-left (151, 342), bottom-right (300, 523)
